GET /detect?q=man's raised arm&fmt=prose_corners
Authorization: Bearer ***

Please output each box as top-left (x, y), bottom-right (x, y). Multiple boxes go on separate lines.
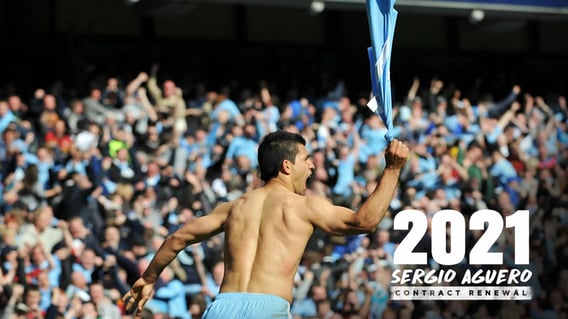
top-left (306, 139), bottom-right (408, 235)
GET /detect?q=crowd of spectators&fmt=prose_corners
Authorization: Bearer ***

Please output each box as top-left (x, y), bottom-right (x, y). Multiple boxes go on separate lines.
top-left (0, 63), bottom-right (567, 319)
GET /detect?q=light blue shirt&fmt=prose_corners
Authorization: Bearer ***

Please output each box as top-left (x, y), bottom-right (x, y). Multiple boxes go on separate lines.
top-left (489, 158), bottom-right (518, 185)
top-left (154, 279), bottom-right (191, 319)
top-left (72, 263), bottom-right (94, 284)
top-left (332, 153), bottom-right (355, 196)
top-left (225, 136), bottom-right (258, 168)
top-left (263, 106), bottom-right (280, 132)
top-left (211, 99), bottom-right (241, 121)
top-left (369, 282), bottom-right (389, 319)
top-left (0, 111), bottom-right (17, 133)
top-left (36, 160), bottom-right (53, 188)
top-left (49, 255), bottom-right (63, 289)
top-left (443, 115), bottom-right (460, 133)
top-left (64, 160), bottom-right (88, 176)
top-left (40, 287), bottom-right (53, 311)
top-left (204, 274), bottom-right (221, 305)
top-left (486, 125), bottom-right (503, 144)
top-left (361, 125), bottom-right (389, 156)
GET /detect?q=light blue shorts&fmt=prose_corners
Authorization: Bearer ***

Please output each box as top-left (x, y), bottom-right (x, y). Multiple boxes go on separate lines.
top-left (202, 292), bottom-right (292, 319)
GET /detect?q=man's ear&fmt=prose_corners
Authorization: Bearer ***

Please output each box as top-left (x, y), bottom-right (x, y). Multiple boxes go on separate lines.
top-left (282, 160), bottom-right (292, 174)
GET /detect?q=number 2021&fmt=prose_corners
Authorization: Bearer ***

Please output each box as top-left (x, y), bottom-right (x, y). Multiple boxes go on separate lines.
top-left (393, 209), bottom-right (529, 266)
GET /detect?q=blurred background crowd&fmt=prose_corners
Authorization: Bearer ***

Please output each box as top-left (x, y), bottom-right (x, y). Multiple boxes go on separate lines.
top-left (0, 62), bottom-right (566, 319)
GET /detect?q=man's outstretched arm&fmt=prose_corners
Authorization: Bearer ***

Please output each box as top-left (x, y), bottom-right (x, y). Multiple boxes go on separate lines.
top-left (306, 139), bottom-right (409, 235)
top-left (122, 201), bottom-right (232, 317)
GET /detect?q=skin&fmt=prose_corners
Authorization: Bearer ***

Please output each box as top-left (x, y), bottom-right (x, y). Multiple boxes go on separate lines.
top-left (122, 134), bottom-right (408, 317)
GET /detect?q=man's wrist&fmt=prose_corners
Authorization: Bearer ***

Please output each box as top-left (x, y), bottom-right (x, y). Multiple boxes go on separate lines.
top-left (383, 166), bottom-right (402, 174)
top-left (142, 272), bottom-right (158, 283)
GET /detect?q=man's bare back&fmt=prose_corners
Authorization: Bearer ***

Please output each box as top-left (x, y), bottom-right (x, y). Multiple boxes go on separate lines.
top-left (221, 185), bottom-right (314, 302)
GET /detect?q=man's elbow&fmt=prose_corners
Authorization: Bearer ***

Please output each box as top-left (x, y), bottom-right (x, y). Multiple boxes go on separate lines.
top-left (167, 232), bottom-right (191, 251)
top-left (346, 220), bottom-right (377, 234)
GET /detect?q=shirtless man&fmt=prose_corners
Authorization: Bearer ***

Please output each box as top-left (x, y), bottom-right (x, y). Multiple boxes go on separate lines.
top-left (122, 130), bottom-right (409, 318)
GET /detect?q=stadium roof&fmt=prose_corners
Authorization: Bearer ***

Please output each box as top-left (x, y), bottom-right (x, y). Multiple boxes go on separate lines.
top-left (127, 0), bottom-right (568, 20)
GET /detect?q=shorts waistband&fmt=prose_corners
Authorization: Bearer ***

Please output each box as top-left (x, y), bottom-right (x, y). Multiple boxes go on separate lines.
top-left (215, 292), bottom-right (290, 304)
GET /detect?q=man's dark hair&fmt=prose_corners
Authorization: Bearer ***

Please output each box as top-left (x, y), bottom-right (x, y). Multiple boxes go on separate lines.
top-left (258, 131), bottom-right (306, 183)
